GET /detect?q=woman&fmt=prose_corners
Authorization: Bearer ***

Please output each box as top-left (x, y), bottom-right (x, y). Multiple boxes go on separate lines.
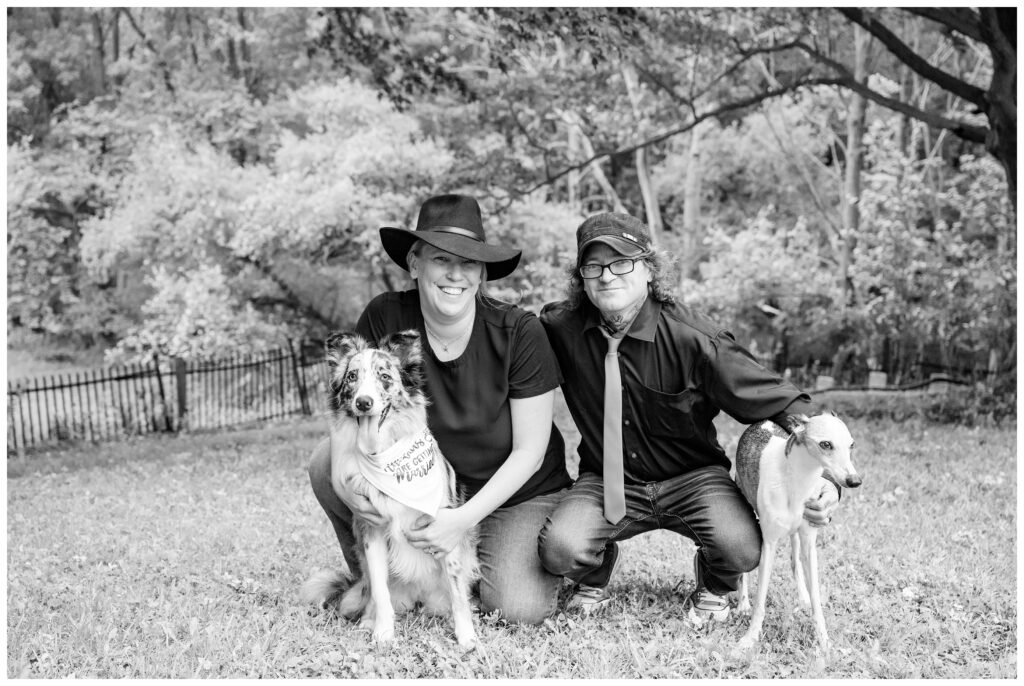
top-left (308, 194), bottom-right (572, 624)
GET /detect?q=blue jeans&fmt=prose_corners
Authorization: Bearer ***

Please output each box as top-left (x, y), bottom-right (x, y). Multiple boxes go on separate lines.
top-left (308, 438), bottom-right (563, 625)
top-left (539, 467), bottom-right (761, 596)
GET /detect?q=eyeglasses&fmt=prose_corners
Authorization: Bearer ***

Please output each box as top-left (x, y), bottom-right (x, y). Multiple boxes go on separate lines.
top-left (578, 254), bottom-right (650, 280)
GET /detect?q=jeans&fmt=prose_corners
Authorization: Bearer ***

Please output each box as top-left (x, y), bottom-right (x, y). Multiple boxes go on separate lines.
top-left (539, 466), bottom-right (762, 596)
top-left (307, 438), bottom-right (563, 625)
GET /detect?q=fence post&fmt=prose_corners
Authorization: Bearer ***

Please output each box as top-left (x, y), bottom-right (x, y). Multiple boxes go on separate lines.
top-left (8, 382), bottom-right (25, 461)
top-left (278, 349), bottom-right (286, 417)
top-left (152, 353), bottom-right (173, 433)
top-left (288, 339), bottom-right (311, 415)
top-left (175, 358), bottom-right (188, 431)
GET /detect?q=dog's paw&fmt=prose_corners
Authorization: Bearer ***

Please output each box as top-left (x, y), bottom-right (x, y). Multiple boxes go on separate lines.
top-left (373, 627), bottom-right (395, 644)
top-left (734, 634), bottom-right (758, 654)
top-left (734, 598), bottom-right (751, 614)
top-left (732, 641), bottom-right (756, 659)
top-left (686, 607), bottom-right (706, 628)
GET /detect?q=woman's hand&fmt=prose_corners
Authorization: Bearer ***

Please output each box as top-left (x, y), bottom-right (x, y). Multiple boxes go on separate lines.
top-left (405, 507), bottom-right (473, 557)
top-left (802, 479), bottom-right (841, 528)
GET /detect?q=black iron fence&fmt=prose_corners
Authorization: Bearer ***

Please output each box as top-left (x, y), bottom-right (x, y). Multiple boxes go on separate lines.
top-left (7, 343), bottom-right (330, 454)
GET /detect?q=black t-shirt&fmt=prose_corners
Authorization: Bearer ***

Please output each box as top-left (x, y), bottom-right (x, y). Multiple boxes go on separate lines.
top-left (356, 290), bottom-right (571, 507)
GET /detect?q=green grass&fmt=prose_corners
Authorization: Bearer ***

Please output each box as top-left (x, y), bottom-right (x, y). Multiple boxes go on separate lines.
top-left (6, 411), bottom-right (1017, 678)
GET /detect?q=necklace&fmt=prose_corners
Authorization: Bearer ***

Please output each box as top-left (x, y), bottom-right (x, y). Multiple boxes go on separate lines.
top-left (423, 322), bottom-right (472, 353)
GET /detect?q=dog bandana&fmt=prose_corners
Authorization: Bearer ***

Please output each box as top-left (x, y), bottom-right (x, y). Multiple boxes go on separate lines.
top-left (356, 426), bottom-right (447, 517)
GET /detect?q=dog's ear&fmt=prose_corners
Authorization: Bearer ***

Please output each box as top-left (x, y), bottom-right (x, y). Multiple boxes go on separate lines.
top-left (325, 332), bottom-right (367, 370)
top-left (784, 414), bottom-right (810, 456)
top-left (378, 330), bottom-right (420, 356)
top-left (379, 329), bottom-right (426, 390)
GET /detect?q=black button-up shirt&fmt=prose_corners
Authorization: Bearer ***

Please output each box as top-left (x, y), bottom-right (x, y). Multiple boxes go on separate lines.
top-left (540, 296), bottom-right (814, 483)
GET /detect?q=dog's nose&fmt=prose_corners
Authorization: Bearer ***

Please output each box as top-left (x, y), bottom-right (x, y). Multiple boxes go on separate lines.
top-left (355, 396), bottom-right (374, 413)
top-left (845, 474), bottom-right (862, 488)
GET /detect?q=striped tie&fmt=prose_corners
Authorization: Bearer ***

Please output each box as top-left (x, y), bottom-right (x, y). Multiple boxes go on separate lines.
top-left (602, 331), bottom-right (626, 524)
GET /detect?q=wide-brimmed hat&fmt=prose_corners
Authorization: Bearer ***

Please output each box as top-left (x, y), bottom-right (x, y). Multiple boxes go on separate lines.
top-left (576, 212), bottom-right (652, 263)
top-left (379, 195), bottom-right (522, 281)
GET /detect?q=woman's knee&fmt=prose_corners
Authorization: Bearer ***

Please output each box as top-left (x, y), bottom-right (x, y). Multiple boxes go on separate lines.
top-left (308, 438), bottom-right (331, 491)
top-left (478, 583), bottom-right (555, 626)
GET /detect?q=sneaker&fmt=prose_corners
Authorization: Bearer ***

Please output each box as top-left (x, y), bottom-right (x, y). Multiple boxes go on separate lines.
top-left (565, 542), bottom-right (619, 615)
top-left (566, 583), bottom-right (613, 614)
top-left (684, 552), bottom-right (731, 625)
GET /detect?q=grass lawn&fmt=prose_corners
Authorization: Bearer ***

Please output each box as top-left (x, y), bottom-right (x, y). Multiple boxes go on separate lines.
top-left (6, 409), bottom-right (1017, 678)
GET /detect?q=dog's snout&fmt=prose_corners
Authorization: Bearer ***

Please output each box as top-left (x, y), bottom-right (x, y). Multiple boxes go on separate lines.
top-left (845, 474), bottom-right (863, 488)
top-left (355, 395), bottom-right (374, 413)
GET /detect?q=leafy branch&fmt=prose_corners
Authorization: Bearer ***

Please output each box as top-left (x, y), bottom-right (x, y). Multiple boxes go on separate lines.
top-left (836, 8), bottom-right (987, 106)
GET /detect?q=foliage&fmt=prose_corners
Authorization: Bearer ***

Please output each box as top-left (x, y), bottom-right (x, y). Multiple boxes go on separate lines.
top-left (111, 264), bottom-right (282, 362)
top-left (6, 141), bottom-right (129, 344)
top-left (655, 93), bottom-right (846, 232)
top-left (816, 385), bottom-right (1016, 427)
top-left (6, 7), bottom-right (1016, 393)
top-left (6, 415), bottom-right (1016, 678)
top-left (486, 197), bottom-right (583, 309)
top-left (678, 209), bottom-right (839, 358)
top-left (79, 79), bottom-right (455, 362)
top-left (852, 121), bottom-right (1016, 378)
top-left (676, 104), bottom-right (1014, 384)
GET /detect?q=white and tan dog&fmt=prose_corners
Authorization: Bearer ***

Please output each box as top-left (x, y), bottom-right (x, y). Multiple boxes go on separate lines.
top-left (734, 412), bottom-right (862, 652)
top-left (301, 330), bottom-right (478, 648)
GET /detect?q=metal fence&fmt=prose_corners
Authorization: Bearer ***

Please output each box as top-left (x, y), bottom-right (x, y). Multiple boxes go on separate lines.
top-left (6, 343), bottom-right (330, 454)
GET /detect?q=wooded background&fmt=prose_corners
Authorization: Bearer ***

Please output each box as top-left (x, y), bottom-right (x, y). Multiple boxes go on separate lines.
top-left (6, 7), bottom-right (1016, 392)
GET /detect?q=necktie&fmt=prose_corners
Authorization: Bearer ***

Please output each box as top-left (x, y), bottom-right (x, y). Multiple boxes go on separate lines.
top-left (602, 331), bottom-right (626, 524)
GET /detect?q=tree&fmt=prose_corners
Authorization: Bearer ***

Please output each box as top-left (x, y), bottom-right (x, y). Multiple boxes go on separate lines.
top-left (7, 7), bottom-right (1014, 390)
top-left (837, 9), bottom-right (1016, 204)
top-left (80, 79), bottom-right (456, 361)
top-left (460, 8), bottom-right (1015, 207)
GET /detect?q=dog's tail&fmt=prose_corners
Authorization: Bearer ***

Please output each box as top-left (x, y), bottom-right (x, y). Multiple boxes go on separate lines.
top-left (300, 568), bottom-right (351, 608)
top-left (299, 568), bottom-right (368, 619)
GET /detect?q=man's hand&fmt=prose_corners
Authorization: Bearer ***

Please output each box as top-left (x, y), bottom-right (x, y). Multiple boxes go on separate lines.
top-left (803, 478), bottom-right (840, 528)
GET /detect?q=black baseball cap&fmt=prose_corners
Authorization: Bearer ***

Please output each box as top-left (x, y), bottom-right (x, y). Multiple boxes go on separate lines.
top-left (576, 212), bottom-right (652, 262)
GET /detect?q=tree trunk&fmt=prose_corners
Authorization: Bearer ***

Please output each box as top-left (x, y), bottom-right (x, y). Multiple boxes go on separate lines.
top-left (681, 123), bottom-right (704, 280)
top-left (111, 9), bottom-right (120, 62)
top-left (184, 10), bottom-right (201, 67)
top-left (237, 7), bottom-right (256, 96)
top-left (634, 146), bottom-right (662, 244)
top-left (622, 65), bottom-right (663, 241)
top-left (567, 123), bottom-right (580, 213)
top-left (559, 111), bottom-right (626, 213)
top-left (90, 10), bottom-right (108, 94)
top-left (895, 15), bottom-right (920, 156)
top-left (226, 37), bottom-right (239, 79)
top-left (978, 8), bottom-right (1017, 210)
top-left (840, 26), bottom-right (869, 309)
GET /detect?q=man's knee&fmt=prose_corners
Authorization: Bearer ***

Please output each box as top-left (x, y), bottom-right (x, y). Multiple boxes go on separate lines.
top-left (538, 520), bottom-right (591, 578)
top-left (712, 526), bottom-right (762, 574)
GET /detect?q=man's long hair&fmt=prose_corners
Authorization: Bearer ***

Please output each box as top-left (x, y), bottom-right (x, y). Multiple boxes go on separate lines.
top-left (563, 246), bottom-right (679, 310)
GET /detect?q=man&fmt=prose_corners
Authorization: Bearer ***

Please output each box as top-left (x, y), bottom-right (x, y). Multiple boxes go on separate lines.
top-left (538, 212), bottom-right (840, 621)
